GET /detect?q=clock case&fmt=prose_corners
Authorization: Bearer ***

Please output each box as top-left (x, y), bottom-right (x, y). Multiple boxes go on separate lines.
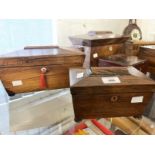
top-left (123, 19), bottom-right (142, 40)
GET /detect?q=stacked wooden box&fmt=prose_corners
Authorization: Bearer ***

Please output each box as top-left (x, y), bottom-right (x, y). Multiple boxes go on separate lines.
top-left (69, 33), bottom-right (129, 67)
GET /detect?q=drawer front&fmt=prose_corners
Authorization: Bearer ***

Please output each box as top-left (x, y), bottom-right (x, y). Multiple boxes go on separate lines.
top-left (72, 92), bottom-right (153, 120)
top-left (90, 44), bottom-right (123, 66)
top-left (0, 65), bottom-right (70, 94)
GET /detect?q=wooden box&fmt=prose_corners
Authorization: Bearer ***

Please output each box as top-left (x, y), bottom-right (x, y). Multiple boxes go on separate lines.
top-left (70, 67), bottom-right (155, 121)
top-left (98, 54), bottom-right (148, 74)
top-left (69, 33), bottom-right (129, 67)
top-left (0, 47), bottom-right (85, 95)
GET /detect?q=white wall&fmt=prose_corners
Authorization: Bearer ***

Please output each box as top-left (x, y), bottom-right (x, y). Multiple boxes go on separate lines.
top-left (56, 19), bottom-right (129, 46)
top-left (0, 20), bottom-right (53, 54)
top-left (138, 19), bottom-right (155, 41)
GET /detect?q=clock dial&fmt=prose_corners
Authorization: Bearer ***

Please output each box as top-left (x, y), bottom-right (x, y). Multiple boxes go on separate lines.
top-left (123, 19), bottom-right (142, 40)
top-left (131, 29), bottom-right (141, 40)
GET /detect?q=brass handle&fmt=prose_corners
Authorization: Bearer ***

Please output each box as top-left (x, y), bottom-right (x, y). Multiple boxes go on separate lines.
top-left (111, 96), bottom-right (118, 102)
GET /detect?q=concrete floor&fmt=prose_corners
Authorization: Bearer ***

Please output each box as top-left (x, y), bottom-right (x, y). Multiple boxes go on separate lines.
top-left (10, 89), bottom-right (75, 134)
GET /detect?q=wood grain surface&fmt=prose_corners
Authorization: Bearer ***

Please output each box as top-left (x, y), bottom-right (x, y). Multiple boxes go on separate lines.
top-left (0, 47), bottom-right (85, 94)
top-left (69, 34), bottom-right (129, 47)
top-left (70, 67), bottom-right (155, 121)
top-left (69, 34), bottom-right (129, 67)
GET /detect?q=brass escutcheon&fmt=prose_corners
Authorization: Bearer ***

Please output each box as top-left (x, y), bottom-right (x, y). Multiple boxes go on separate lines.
top-left (111, 96), bottom-right (118, 102)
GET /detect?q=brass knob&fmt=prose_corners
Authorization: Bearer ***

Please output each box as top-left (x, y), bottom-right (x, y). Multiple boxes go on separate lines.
top-left (111, 96), bottom-right (118, 102)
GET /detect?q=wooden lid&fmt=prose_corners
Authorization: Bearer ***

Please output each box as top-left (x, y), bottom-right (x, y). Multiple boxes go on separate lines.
top-left (0, 47), bottom-right (84, 58)
top-left (69, 34), bottom-right (129, 47)
top-left (70, 67), bottom-right (155, 94)
top-left (0, 47), bottom-right (85, 67)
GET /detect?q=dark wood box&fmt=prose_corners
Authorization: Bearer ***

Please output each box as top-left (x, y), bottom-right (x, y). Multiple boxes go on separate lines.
top-left (69, 34), bottom-right (129, 67)
top-left (70, 67), bottom-right (155, 121)
top-left (0, 47), bottom-right (85, 94)
top-left (98, 54), bottom-right (148, 74)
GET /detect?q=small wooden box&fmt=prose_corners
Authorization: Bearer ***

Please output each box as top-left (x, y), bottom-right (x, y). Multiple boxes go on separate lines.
top-left (69, 34), bottom-right (129, 67)
top-left (70, 67), bottom-right (155, 121)
top-left (0, 47), bottom-right (85, 95)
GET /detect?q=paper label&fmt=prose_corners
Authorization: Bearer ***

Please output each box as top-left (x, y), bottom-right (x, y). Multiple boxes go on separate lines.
top-left (102, 77), bottom-right (121, 84)
top-left (93, 53), bottom-right (98, 58)
top-left (12, 80), bottom-right (23, 86)
top-left (76, 72), bottom-right (84, 79)
top-left (131, 96), bottom-right (143, 103)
